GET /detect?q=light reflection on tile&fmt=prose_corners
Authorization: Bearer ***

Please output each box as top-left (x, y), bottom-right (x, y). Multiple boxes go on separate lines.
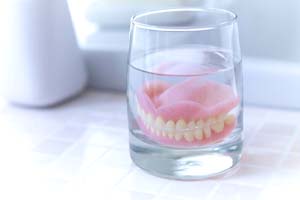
top-left (160, 179), bottom-right (217, 200)
top-left (118, 168), bottom-right (170, 194)
top-left (34, 139), bottom-right (74, 155)
top-left (223, 165), bottom-right (273, 187)
top-left (242, 148), bottom-right (283, 168)
top-left (211, 183), bottom-right (262, 200)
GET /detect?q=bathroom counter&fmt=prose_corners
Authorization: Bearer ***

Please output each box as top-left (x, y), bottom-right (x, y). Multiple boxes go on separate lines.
top-left (0, 90), bottom-right (299, 200)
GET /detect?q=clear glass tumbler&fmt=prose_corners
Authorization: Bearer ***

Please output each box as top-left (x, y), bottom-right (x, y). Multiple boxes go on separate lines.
top-left (127, 8), bottom-right (243, 180)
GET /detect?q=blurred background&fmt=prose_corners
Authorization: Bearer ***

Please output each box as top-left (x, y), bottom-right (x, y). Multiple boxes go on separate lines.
top-left (68, 0), bottom-right (300, 109)
top-left (0, 0), bottom-right (300, 108)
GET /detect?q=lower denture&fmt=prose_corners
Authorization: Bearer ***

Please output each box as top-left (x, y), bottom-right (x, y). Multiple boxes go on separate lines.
top-left (136, 77), bottom-right (239, 146)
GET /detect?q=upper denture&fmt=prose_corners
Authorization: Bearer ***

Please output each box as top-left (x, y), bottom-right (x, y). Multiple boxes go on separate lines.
top-left (137, 77), bottom-right (239, 122)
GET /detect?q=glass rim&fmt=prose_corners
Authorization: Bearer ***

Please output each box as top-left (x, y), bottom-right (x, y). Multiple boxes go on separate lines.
top-left (131, 8), bottom-right (238, 32)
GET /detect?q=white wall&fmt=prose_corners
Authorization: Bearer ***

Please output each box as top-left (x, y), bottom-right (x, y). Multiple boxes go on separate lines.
top-left (220, 0), bottom-right (300, 62)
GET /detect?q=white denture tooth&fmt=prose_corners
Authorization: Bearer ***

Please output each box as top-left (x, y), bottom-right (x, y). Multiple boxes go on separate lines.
top-left (225, 114), bottom-right (235, 125)
top-left (196, 119), bottom-right (204, 129)
top-left (187, 121), bottom-right (196, 131)
top-left (146, 113), bottom-right (154, 129)
top-left (166, 120), bottom-right (175, 133)
top-left (203, 119), bottom-right (213, 138)
top-left (175, 133), bottom-right (183, 141)
top-left (203, 126), bottom-right (211, 138)
top-left (184, 133), bottom-right (194, 142)
top-left (155, 117), bottom-right (165, 132)
top-left (218, 113), bottom-right (226, 121)
top-left (211, 121), bottom-right (224, 133)
top-left (194, 129), bottom-right (203, 140)
top-left (176, 119), bottom-right (186, 133)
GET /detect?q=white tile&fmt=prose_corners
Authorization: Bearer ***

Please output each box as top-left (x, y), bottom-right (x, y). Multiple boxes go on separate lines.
top-left (108, 189), bottom-right (154, 200)
top-left (248, 133), bottom-right (292, 152)
top-left (50, 124), bottom-right (87, 142)
top-left (280, 153), bottom-right (300, 172)
top-left (153, 196), bottom-right (187, 200)
top-left (241, 148), bottom-right (284, 168)
top-left (118, 168), bottom-right (170, 194)
top-left (64, 143), bottom-right (108, 167)
top-left (34, 139), bottom-right (74, 155)
top-left (94, 149), bottom-right (133, 169)
top-left (223, 165), bottom-right (273, 187)
top-left (258, 122), bottom-right (296, 136)
top-left (160, 180), bottom-right (217, 200)
top-left (266, 109), bottom-right (300, 124)
top-left (210, 183), bottom-right (262, 200)
top-left (81, 126), bottom-right (129, 147)
top-left (290, 134), bottom-right (300, 153)
top-left (269, 170), bottom-right (300, 185)
top-left (80, 166), bottom-right (130, 189)
top-left (259, 183), bottom-right (300, 200)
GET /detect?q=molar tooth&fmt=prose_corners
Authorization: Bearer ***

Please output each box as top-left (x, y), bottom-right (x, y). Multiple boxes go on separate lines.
top-left (194, 129), bottom-right (203, 140)
top-left (218, 113), bottom-right (226, 121)
top-left (203, 126), bottom-right (211, 138)
top-left (211, 121), bottom-right (224, 133)
top-left (225, 114), bottom-right (235, 125)
top-left (204, 118), bottom-right (212, 138)
top-left (184, 133), bottom-right (194, 142)
top-left (197, 120), bottom-right (204, 128)
top-left (195, 120), bottom-right (204, 140)
top-left (176, 119), bottom-right (186, 133)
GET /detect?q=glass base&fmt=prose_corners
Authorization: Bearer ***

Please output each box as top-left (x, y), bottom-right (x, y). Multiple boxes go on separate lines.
top-left (130, 132), bottom-right (243, 180)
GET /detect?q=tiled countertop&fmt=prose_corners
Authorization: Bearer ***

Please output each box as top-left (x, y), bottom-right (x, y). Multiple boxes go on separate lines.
top-left (0, 90), bottom-right (299, 200)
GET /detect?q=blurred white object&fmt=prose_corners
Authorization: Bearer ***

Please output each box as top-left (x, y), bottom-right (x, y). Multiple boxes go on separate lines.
top-left (86, 0), bottom-right (211, 28)
top-left (0, 0), bottom-right (87, 107)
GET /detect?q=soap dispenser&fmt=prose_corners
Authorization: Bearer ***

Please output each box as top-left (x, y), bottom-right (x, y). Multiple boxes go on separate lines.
top-left (0, 0), bottom-right (87, 107)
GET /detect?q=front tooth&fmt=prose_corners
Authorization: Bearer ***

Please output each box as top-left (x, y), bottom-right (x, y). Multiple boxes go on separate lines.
top-left (187, 121), bottom-right (196, 132)
top-left (166, 120), bottom-right (175, 139)
top-left (154, 116), bottom-right (165, 135)
top-left (225, 115), bottom-right (235, 125)
top-left (175, 120), bottom-right (186, 141)
top-left (176, 119), bottom-right (186, 133)
top-left (185, 121), bottom-right (196, 142)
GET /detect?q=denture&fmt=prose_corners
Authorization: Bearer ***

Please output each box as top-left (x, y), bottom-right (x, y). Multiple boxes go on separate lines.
top-left (136, 77), bottom-right (239, 146)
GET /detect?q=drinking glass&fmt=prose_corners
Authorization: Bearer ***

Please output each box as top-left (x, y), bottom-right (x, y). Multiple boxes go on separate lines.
top-left (127, 8), bottom-right (243, 180)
